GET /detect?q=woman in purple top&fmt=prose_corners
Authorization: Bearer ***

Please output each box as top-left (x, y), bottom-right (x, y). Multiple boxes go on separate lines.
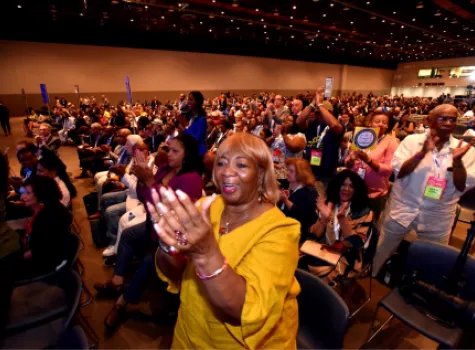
top-left (95, 133), bottom-right (203, 330)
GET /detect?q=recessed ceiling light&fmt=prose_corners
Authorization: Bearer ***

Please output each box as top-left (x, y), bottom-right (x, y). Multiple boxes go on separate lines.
top-left (293, 5), bottom-right (297, 10)
top-left (330, 3), bottom-right (334, 7)
top-left (162, 16), bottom-right (165, 19)
top-left (80, 12), bottom-right (83, 16)
top-left (309, 43), bottom-right (312, 46)
top-left (382, 20), bottom-right (385, 23)
top-left (144, 5), bottom-right (148, 9)
top-left (393, 12), bottom-right (397, 14)
top-left (291, 35), bottom-right (294, 38)
top-left (130, 19), bottom-right (134, 22)
top-left (322, 14), bottom-right (326, 17)
top-left (255, 8), bottom-right (259, 12)
top-left (304, 17), bottom-right (308, 22)
top-left (261, 18), bottom-right (264, 21)
top-left (248, 22), bottom-right (252, 25)
top-left (173, 24), bottom-right (176, 27)
top-left (290, 16), bottom-right (293, 19)
top-left (416, 1), bottom-right (424, 9)
top-left (212, 0), bottom-right (216, 2)
top-left (266, 37), bottom-right (269, 39)
top-left (366, 2), bottom-right (370, 5)
top-left (209, 29), bottom-right (212, 32)
top-left (289, 25), bottom-right (293, 27)
top-left (434, 11), bottom-right (441, 16)
top-left (343, 7), bottom-right (349, 11)
top-left (371, 16), bottom-right (376, 20)
top-left (451, 19), bottom-right (458, 24)
top-left (264, 31), bottom-right (267, 34)
top-left (350, 21), bottom-right (354, 24)
top-left (412, 18), bottom-right (416, 21)
top-left (221, 11), bottom-right (224, 14)
top-left (230, 19), bottom-right (233, 22)
top-left (237, 27), bottom-right (240, 30)
top-left (263, 25), bottom-right (266, 28)
top-left (401, 25), bottom-right (405, 28)
top-left (178, 3), bottom-right (182, 6)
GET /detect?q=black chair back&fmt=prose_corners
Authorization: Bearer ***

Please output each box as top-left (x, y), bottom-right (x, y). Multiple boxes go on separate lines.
top-left (295, 268), bottom-right (349, 349)
top-left (403, 241), bottom-right (475, 300)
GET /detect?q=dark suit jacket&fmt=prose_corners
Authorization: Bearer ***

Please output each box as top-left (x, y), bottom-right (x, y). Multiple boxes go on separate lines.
top-left (28, 203), bottom-right (73, 276)
top-left (0, 105), bottom-right (10, 120)
top-left (145, 134), bottom-right (165, 153)
top-left (41, 135), bottom-right (61, 154)
top-left (280, 185), bottom-right (319, 243)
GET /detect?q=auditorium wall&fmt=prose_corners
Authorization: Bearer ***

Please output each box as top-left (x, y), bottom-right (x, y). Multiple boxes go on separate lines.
top-left (0, 40), bottom-right (394, 115)
top-left (391, 57), bottom-right (475, 97)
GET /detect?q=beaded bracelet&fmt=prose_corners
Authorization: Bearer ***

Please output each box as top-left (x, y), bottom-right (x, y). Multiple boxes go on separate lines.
top-left (196, 258), bottom-right (228, 281)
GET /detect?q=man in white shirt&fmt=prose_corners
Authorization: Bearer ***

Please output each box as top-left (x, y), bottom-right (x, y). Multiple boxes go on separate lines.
top-left (373, 104), bottom-right (475, 275)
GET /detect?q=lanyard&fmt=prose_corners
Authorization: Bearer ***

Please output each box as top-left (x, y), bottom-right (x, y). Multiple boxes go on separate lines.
top-left (316, 125), bottom-right (329, 148)
top-left (333, 204), bottom-right (350, 241)
top-left (432, 150), bottom-right (448, 179)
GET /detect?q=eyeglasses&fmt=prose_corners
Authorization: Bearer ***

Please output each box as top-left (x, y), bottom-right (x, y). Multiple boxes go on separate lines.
top-left (437, 116), bottom-right (457, 123)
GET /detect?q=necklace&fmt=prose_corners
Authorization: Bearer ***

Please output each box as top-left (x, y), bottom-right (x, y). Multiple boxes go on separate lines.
top-left (219, 212), bottom-right (252, 236)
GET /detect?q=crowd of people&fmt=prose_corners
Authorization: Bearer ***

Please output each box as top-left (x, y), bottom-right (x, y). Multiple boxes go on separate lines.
top-left (1, 86), bottom-right (475, 348)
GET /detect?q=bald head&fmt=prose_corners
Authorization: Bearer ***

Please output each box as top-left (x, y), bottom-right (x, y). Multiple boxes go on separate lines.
top-left (430, 104), bottom-right (458, 138)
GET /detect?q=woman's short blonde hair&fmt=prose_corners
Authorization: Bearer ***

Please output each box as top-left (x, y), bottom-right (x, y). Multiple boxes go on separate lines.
top-left (285, 158), bottom-right (315, 187)
top-left (213, 133), bottom-right (279, 204)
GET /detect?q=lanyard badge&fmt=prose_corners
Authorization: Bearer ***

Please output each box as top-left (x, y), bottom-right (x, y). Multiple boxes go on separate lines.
top-left (423, 151), bottom-right (448, 200)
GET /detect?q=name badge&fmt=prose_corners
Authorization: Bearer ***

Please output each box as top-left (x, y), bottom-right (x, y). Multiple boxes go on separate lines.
top-left (424, 176), bottom-right (447, 200)
top-left (357, 167), bottom-right (366, 179)
top-left (310, 149), bottom-right (323, 166)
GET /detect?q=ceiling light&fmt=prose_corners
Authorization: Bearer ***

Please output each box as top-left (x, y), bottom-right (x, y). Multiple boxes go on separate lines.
top-left (304, 17), bottom-right (308, 22)
top-left (261, 18), bottom-right (264, 21)
top-left (309, 43), bottom-right (312, 46)
top-left (162, 16), bottom-right (166, 19)
top-left (382, 20), bottom-right (385, 23)
top-left (130, 19), bottom-right (134, 22)
top-left (209, 29), bottom-right (212, 32)
top-left (80, 12), bottom-right (84, 16)
top-left (263, 25), bottom-right (266, 28)
top-left (289, 25), bottom-right (293, 27)
top-left (451, 19), bottom-right (458, 24)
top-left (293, 5), bottom-right (297, 10)
top-left (221, 11), bottom-right (224, 14)
top-left (371, 16), bottom-right (376, 20)
top-left (291, 35), bottom-right (294, 38)
top-left (17, 4), bottom-right (22, 8)
top-left (343, 7), bottom-right (349, 11)
top-left (266, 37), bottom-right (269, 39)
top-left (178, 3), bottom-right (182, 6)
top-left (393, 11), bottom-right (397, 14)
top-left (330, 3), bottom-right (334, 7)
top-left (144, 5), bottom-right (148, 9)
top-left (290, 16), bottom-right (293, 19)
top-left (350, 21), bottom-right (354, 24)
top-left (264, 31), bottom-right (267, 34)
top-left (434, 11), bottom-right (441, 16)
top-left (237, 27), bottom-right (240, 30)
top-left (248, 22), bottom-right (252, 25)
top-left (322, 14), bottom-right (326, 17)
top-left (274, 12), bottom-right (279, 16)
top-left (366, 2), bottom-right (370, 4)
top-left (416, 2), bottom-right (424, 9)
top-left (255, 8), bottom-right (259, 11)
top-left (412, 18), bottom-right (416, 22)
top-left (230, 19), bottom-right (233, 22)
top-left (212, 0), bottom-right (216, 2)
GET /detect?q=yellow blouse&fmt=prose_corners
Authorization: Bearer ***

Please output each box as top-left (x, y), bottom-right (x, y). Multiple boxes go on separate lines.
top-left (156, 195), bottom-right (301, 349)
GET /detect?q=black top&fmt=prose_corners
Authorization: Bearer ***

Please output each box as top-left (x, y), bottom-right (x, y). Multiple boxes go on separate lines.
top-left (145, 134), bottom-right (165, 153)
top-left (280, 185), bottom-right (318, 243)
top-left (28, 203), bottom-right (73, 276)
top-left (304, 119), bottom-right (343, 179)
top-left (0, 105), bottom-right (10, 119)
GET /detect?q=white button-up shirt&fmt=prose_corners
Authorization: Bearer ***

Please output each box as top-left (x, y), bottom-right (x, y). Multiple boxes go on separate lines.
top-left (388, 133), bottom-right (475, 230)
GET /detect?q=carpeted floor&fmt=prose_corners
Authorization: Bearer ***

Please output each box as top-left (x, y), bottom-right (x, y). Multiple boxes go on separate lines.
top-left (2, 117), bottom-right (471, 349)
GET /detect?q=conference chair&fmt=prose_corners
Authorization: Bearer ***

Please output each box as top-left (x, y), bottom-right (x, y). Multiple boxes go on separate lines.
top-left (295, 268), bottom-right (349, 349)
top-left (329, 224), bottom-right (380, 319)
top-left (364, 241), bottom-right (475, 348)
top-left (3, 270), bottom-right (82, 349)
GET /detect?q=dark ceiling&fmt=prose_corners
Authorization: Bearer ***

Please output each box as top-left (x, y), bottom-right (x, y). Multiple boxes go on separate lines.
top-left (1, 0), bottom-right (475, 69)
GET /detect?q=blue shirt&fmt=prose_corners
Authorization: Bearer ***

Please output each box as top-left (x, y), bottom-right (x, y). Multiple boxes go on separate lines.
top-left (184, 115), bottom-right (207, 157)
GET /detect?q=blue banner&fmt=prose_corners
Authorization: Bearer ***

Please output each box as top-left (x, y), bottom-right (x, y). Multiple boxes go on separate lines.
top-left (40, 84), bottom-right (49, 104)
top-left (125, 76), bottom-right (132, 104)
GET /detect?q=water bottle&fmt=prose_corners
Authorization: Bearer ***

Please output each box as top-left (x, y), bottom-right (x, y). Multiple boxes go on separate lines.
top-left (128, 211), bottom-right (135, 222)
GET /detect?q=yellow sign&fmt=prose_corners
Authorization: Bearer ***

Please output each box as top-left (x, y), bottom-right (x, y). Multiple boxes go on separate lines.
top-left (351, 127), bottom-right (380, 151)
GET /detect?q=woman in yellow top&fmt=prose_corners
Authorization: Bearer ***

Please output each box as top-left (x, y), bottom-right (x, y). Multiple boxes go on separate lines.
top-left (147, 133), bottom-right (301, 349)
